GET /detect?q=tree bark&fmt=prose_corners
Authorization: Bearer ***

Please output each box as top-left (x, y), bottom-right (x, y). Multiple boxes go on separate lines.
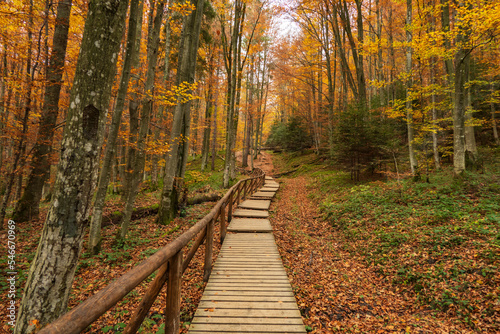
top-left (201, 57), bottom-right (215, 172)
top-left (452, 1), bottom-right (471, 175)
top-left (223, 1), bottom-right (244, 188)
top-left (491, 82), bottom-right (499, 145)
top-left (431, 61), bottom-right (441, 169)
top-left (119, 0), bottom-right (164, 240)
top-left (14, 0), bottom-right (128, 331)
top-left (211, 98), bottom-right (218, 171)
top-left (464, 59), bottom-right (477, 160)
top-left (157, 0), bottom-right (205, 225)
top-left (0, 0), bottom-right (34, 227)
top-left (12, 0), bottom-right (72, 223)
top-left (0, 44), bottom-right (6, 177)
top-left (88, 0), bottom-right (141, 254)
top-left (406, 0), bottom-right (418, 175)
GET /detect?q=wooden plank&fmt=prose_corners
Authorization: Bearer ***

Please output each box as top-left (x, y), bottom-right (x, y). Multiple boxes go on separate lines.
top-left (203, 291), bottom-right (295, 297)
top-left (200, 295), bottom-right (297, 302)
top-left (238, 199), bottom-right (271, 210)
top-left (189, 323), bottom-right (306, 332)
top-left (257, 187), bottom-right (278, 192)
top-left (206, 281), bottom-right (292, 285)
top-left (232, 209), bottom-right (269, 218)
top-left (211, 270), bottom-right (286, 275)
top-left (250, 191), bottom-right (275, 198)
top-left (192, 317), bottom-right (303, 325)
top-left (193, 308), bottom-right (302, 318)
top-left (227, 218), bottom-right (272, 232)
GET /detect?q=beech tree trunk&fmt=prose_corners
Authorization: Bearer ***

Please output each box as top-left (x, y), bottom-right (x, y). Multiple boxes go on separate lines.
top-left (452, 1), bottom-right (471, 175)
top-left (406, 0), bottom-right (418, 175)
top-left (211, 100), bottom-right (218, 171)
top-left (0, 46), bottom-right (6, 177)
top-left (14, 0), bottom-right (128, 332)
top-left (0, 0), bottom-right (34, 227)
top-left (201, 59), bottom-right (214, 171)
top-left (464, 59), bottom-right (477, 161)
top-left (431, 61), bottom-right (441, 169)
top-left (491, 82), bottom-right (499, 145)
top-left (88, 0), bottom-right (141, 254)
top-left (223, 1), bottom-right (244, 188)
top-left (157, 0), bottom-right (205, 225)
top-left (121, 2), bottom-right (144, 203)
top-left (120, 0), bottom-right (164, 240)
top-left (13, 0), bottom-right (72, 223)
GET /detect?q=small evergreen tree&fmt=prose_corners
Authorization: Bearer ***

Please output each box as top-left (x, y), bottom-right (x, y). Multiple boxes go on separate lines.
top-left (266, 116), bottom-right (313, 151)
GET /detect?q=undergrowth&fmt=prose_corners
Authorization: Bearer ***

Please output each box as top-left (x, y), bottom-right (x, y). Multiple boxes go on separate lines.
top-left (274, 148), bottom-right (500, 329)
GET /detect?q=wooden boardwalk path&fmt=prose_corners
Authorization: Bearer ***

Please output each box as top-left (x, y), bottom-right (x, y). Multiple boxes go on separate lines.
top-left (188, 177), bottom-right (306, 333)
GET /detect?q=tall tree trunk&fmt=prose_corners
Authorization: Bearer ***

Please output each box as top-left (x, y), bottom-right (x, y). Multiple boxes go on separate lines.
top-left (120, 0), bottom-right (164, 240)
top-left (88, 0), bottom-right (141, 254)
top-left (452, 1), bottom-right (471, 175)
top-left (122, 0), bottom-right (145, 201)
top-left (12, 0), bottom-right (72, 223)
top-left (431, 60), bottom-right (441, 169)
top-left (0, 44), bottom-right (6, 177)
top-left (201, 90), bottom-right (213, 171)
top-left (223, 1), bottom-right (245, 188)
top-left (376, 0), bottom-right (384, 104)
top-left (330, 3), bottom-right (357, 100)
top-left (464, 58), bottom-right (477, 160)
top-left (322, 9), bottom-right (335, 156)
top-left (211, 101), bottom-right (218, 171)
top-left (0, 0), bottom-right (34, 227)
top-left (14, 0), bottom-right (128, 331)
top-left (157, 0), bottom-right (205, 224)
top-left (491, 81), bottom-right (499, 145)
top-left (406, 0), bottom-right (418, 174)
top-left (242, 59), bottom-right (254, 168)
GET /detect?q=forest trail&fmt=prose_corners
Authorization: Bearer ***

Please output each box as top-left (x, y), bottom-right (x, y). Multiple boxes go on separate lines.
top-left (235, 151), bottom-right (275, 175)
top-left (188, 177), bottom-right (306, 333)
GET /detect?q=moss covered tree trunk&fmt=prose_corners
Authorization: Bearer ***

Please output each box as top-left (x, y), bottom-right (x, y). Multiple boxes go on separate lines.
top-left (14, 0), bottom-right (128, 331)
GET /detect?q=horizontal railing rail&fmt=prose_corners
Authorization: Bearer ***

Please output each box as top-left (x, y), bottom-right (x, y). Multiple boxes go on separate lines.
top-left (39, 169), bottom-right (266, 334)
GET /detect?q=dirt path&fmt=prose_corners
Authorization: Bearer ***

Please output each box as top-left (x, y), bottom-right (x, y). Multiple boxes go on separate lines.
top-left (235, 150), bottom-right (275, 175)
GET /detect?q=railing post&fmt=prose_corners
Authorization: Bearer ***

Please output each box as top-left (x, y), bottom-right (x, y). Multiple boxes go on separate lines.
top-left (203, 217), bottom-right (214, 282)
top-left (220, 203), bottom-right (226, 243)
top-left (227, 190), bottom-right (233, 224)
top-left (236, 182), bottom-right (242, 205)
top-left (243, 179), bottom-right (248, 199)
top-left (165, 251), bottom-right (182, 334)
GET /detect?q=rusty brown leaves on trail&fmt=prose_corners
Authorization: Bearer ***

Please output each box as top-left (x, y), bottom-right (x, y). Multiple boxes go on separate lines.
top-left (271, 176), bottom-right (479, 333)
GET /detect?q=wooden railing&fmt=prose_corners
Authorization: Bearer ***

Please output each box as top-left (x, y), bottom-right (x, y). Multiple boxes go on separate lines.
top-left (40, 169), bottom-right (266, 334)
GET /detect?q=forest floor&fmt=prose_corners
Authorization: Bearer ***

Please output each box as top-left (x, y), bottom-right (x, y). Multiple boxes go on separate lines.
top-left (271, 149), bottom-right (499, 333)
top-left (273, 176), bottom-right (471, 333)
